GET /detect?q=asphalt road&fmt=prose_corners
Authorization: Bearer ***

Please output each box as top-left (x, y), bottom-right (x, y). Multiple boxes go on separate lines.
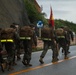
top-left (0, 45), bottom-right (76, 75)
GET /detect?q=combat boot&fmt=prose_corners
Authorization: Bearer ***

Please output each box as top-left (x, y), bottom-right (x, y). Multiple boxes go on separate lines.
top-left (1, 63), bottom-right (6, 72)
top-left (68, 51), bottom-right (70, 54)
top-left (64, 56), bottom-right (69, 59)
top-left (52, 58), bottom-right (59, 63)
top-left (7, 62), bottom-right (14, 71)
top-left (7, 65), bottom-right (14, 71)
top-left (39, 57), bottom-right (44, 64)
top-left (26, 60), bottom-right (32, 67)
top-left (22, 60), bottom-right (27, 66)
top-left (26, 63), bottom-right (32, 67)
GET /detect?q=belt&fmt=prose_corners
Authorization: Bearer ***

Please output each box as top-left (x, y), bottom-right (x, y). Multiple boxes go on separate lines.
top-left (57, 36), bottom-right (65, 38)
top-left (1, 39), bottom-right (14, 42)
top-left (20, 37), bottom-right (31, 40)
top-left (41, 38), bottom-right (51, 41)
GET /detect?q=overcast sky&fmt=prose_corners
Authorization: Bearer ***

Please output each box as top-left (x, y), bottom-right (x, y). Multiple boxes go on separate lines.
top-left (36, 0), bottom-right (76, 23)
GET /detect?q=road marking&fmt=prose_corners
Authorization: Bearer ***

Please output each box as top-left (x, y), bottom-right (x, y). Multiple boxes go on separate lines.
top-left (9, 55), bottom-right (76, 75)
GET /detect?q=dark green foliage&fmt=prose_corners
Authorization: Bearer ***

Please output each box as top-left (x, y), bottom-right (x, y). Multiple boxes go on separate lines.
top-left (55, 19), bottom-right (76, 33)
top-left (23, 0), bottom-right (48, 25)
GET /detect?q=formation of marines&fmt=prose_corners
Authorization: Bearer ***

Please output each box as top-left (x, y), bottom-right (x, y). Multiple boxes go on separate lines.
top-left (0, 24), bottom-right (74, 72)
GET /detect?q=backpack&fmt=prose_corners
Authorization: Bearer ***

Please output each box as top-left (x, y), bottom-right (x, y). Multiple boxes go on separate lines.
top-left (20, 26), bottom-right (33, 37)
top-left (1, 28), bottom-right (15, 39)
top-left (41, 27), bottom-right (54, 38)
top-left (55, 28), bottom-right (65, 36)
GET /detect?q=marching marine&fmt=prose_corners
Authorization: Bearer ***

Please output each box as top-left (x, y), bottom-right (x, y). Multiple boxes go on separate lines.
top-left (0, 28), bottom-right (6, 72)
top-left (39, 27), bottom-right (58, 64)
top-left (55, 27), bottom-right (69, 59)
top-left (20, 25), bottom-right (37, 66)
top-left (0, 26), bottom-right (20, 70)
top-left (62, 26), bottom-right (74, 53)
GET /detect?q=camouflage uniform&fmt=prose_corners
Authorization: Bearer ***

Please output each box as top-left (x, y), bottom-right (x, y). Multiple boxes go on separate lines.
top-left (0, 42), bottom-right (5, 72)
top-left (20, 26), bottom-right (37, 66)
top-left (63, 26), bottom-right (74, 53)
top-left (11, 23), bottom-right (21, 60)
top-left (1, 28), bottom-right (19, 70)
top-left (14, 24), bottom-right (21, 60)
top-left (39, 27), bottom-right (58, 64)
top-left (0, 28), bottom-right (6, 72)
top-left (10, 24), bottom-right (20, 65)
top-left (55, 28), bottom-right (69, 59)
top-left (0, 28), bottom-right (3, 64)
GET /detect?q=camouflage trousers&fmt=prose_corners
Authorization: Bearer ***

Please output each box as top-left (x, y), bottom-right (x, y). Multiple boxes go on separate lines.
top-left (22, 40), bottom-right (32, 64)
top-left (2, 42), bottom-right (15, 64)
top-left (40, 41), bottom-right (58, 60)
top-left (58, 38), bottom-right (68, 57)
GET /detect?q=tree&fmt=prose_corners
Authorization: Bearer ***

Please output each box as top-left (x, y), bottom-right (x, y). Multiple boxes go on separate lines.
top-left (24, 0), bottom-right (48, 25)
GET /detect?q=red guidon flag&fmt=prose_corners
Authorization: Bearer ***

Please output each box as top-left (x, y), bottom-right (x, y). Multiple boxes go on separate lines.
top-left (49, 7), bottom-right (54, 28)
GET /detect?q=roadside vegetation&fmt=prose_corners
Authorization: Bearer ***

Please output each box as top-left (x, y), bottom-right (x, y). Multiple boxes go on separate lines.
top-left (24, 0), bottom-right (48, 25)
top-left (55, 19), bottom-right (76, 33)
top-left (23, 0), bottom-right (76, 33)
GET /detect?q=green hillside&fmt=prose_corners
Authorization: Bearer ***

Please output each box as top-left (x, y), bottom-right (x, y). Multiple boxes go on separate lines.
top-left (55, 19), bottom-right (76, 33)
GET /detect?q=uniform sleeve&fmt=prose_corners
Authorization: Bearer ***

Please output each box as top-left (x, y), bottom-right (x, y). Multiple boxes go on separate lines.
top-left (16, 32), bottom-right (19, 38)
top-left (32, 31), bottom-right (37, 46)
top-left (53, 31), bottom-right (58, 43)
top-left (14, 31), bottom-right (20, 42)
top-left (69, 30), bottom-right (74, 41)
